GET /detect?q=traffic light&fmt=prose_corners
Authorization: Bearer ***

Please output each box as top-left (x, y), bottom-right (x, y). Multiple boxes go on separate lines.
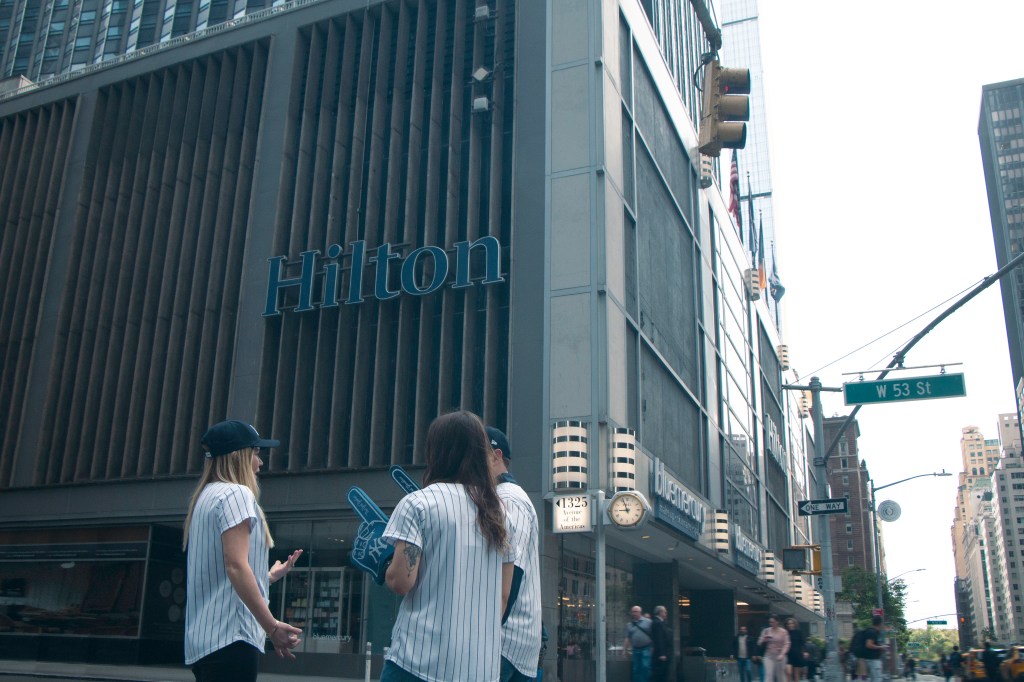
top-left (811, 546), bottom-right (821, 574)
top-left (782, 548), bottom-right (807, 571)
top-left (697, 60), bottom-right (751, 157)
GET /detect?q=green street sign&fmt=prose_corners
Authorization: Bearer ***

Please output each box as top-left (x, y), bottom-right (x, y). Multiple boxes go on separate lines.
top-left (906, 642), bottom-right (923, 648)
top-left (926, 620), bottom-right (948, 625)
top-left (843, 373), bottom-right (966, 406)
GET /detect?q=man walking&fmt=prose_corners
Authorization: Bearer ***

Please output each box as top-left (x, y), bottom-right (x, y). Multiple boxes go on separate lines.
top-left (982, 641), bottom-right (1001, 682)
top-left (650, 605), bottom-right (672, 682)
top-left (734, 625), bottom-right (757, 682)
top-left (624, 605), bottom-right (654, 682)
top-left (487, 427), bottom-right (543, 682)
top-left (862, 615), bottom-right (888, 682)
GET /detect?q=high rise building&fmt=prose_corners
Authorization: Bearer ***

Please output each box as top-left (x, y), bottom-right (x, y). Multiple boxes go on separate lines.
top-left (952, 421), bottom-right (1021, 645)
top-left (822, 415), bottom-right (878, 640)
top-left (0, 0), bottom-right (822, 674)
top-left (979, 78), bottom-right (1024, 438)
top-left (719, 0), bottom-right (783, 326)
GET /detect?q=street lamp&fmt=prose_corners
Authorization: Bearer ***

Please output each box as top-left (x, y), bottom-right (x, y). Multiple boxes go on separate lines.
top-left (888, 568), bottom-right (926, 584)
top-left (870, 472), bottom-right (953, 611)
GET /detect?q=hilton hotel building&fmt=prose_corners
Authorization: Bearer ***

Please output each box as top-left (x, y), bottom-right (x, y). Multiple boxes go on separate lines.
top-left (0, 0), bottom-right (822, 677)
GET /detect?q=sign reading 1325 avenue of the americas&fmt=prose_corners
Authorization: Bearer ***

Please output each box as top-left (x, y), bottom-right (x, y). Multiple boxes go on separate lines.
top-left (843, 373), bottom-right (966, 406)
top-left (264, 236), bottom-right (504, 316)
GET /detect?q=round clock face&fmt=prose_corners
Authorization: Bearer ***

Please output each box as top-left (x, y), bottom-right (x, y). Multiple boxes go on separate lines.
top-left (609, 492), bottom-right (646, 528)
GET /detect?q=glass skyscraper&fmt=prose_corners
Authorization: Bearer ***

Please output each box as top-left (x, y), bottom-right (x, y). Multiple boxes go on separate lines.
top-left (979, 77), bottom-right (1024, 429)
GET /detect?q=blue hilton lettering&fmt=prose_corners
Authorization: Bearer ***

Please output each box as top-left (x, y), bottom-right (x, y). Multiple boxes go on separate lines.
top-left (264, 236), bottom-right (504, 316)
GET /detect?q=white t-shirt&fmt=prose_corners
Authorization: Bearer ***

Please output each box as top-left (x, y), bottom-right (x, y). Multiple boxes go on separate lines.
top-left (184, 482), bottom-right (268, 665)
top-left (498, 481), bottom-right (543, 676)
top-left (383, 482), bottom-right (512, 682)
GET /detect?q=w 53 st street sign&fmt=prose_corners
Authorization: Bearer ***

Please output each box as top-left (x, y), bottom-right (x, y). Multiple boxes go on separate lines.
top-left (843, 373), bottom-right (966, 406)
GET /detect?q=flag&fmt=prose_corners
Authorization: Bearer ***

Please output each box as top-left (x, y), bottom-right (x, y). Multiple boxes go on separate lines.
top-left (729, 150), bottom-right (741, 237)
top-left (769, 239), bottom-right (786, 302)
top-left (747, 177), bottom-right (756, 260)
top-left (757, 213), bottom-right (767, 290)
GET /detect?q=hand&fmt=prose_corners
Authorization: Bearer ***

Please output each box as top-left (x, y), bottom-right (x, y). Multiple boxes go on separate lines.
top-left (268, 620), bottom-right (303, 660)
top-left (269, 549), bottom-right (304, 583)
top-left (350, 520), bottom-right (394, 585)
top-left (660, 656), bottom-right (668, 662)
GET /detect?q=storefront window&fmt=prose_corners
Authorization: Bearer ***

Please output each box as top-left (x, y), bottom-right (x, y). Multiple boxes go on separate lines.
top-left (0, 527), bottom-right (149, 636)
top-left (267, 519), bottom-right (380, 655)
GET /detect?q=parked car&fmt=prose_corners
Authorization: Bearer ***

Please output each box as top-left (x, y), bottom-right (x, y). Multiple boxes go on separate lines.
top-left (1000, 646), bottom-right (1024, 682)
top-left (918, 660), bottom-right (939, 676)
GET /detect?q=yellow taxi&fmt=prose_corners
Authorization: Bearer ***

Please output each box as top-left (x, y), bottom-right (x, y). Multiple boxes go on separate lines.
top-left (965, 649), bottom-right (987, 681)
top-left (1000, 646), bottom-right (1024, 682)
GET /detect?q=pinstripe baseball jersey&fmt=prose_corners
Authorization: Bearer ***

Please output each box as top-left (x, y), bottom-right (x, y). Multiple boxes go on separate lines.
top-left (498, 480), bottom-right (543, 677)
top-left (184, 482), bottom-right (269, 665)
top-left (382, 482), bottom-right (513, 682)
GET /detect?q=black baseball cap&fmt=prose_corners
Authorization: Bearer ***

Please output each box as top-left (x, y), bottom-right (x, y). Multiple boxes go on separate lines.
top-left (485, 426), bottom-right (511, 460)
top-left (201, 420), bottom-right (280, 458)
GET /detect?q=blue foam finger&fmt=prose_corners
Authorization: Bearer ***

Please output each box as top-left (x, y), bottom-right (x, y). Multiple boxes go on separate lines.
top-left (389, 465), bottom-right (420, 495)
top-left (347, 486), bottom-right (388, 524)
top-left (350, 519), bottom-right (394, 584)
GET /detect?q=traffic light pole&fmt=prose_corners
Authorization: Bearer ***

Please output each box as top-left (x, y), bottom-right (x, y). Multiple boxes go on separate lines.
top-left (811, 377), bottom-right (842, 682)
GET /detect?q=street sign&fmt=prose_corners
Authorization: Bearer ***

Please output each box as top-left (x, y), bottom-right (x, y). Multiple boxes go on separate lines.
top-left (873, 607), bottom-right (884, 617)
top-left (843, 373), bottom-right (966, 406)
top-left (906, 642), bottom-right (923, 648)
top-left (927, 620), bottom-right (948, 625)
top-left (798, 498), bottom-right (849, 516)
top-left (552, 494), bottom-right (592, 533)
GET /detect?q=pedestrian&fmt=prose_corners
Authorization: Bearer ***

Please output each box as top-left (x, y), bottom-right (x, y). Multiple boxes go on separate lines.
top-left (486, 426), bottom-right (543, 682)
top-left (758, 615), bottom-right (791, 682)
top-left (804, 639), bottom-right (820, 682)
top-left (624, 605), bottom-right (654, 682)
top-left (948, 646), bottom-right (963, 682)
top-left (381, 410), bottom-right (513, 682)
top-left (940, 650), bottom-right (953, 682)
top-left (786, 618), bottom-right (806, 682)
top-left (862, 616), bottom-right (888, 682)
top-left (904, 654), bottom-right (916, 680)
top-left (183, 420), bottom-right (304, 682)
top-left (650, 605), bottom-right (673, 682)
top-left (982, 641), bottom-right (1001, 682)
top-left (734, 625), bottom-right (757, 682)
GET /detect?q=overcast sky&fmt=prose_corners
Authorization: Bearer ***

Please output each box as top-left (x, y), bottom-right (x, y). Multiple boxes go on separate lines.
top-left (756, 0), bottom-right (1024, 629)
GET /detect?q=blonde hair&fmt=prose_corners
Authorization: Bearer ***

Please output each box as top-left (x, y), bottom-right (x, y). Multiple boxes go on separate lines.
top-left (182, 447), bottom-right (274, 550)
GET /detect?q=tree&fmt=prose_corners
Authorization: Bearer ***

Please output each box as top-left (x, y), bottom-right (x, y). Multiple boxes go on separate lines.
top-left (837, 567), bottom-right (909, 648)
top-left (907, 627), bottom-right (959, 661)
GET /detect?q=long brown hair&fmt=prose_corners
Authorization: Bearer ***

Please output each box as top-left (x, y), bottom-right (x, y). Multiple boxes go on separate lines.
top-left (423, 410), bottom-right (506, 551)
top-left (182, 448), bottom-right (274, 550)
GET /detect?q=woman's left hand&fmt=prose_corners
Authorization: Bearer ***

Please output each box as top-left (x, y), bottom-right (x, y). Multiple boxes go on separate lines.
top-left (270, 549), bottom-right (304, 583)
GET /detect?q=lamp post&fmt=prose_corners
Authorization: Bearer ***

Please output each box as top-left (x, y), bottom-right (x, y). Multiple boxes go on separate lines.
top-left (870, 472), bottom-right (952, 611)
top-left (888, 568), bottom-right (926, 585)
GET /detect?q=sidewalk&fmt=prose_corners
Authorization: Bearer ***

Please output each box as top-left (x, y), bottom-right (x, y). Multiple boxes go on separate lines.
top-left (0, 659), bottom-right (368, 682)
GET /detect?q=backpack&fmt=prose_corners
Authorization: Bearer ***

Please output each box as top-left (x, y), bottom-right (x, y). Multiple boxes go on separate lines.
top-left (851, 629), bottom-right (869, 658)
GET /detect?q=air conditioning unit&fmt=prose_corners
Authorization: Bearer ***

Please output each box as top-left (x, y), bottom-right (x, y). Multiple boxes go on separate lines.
top-left (777, 344), bottom-right (790, 371)
top-left (745, 268), bottom-right (760, 301)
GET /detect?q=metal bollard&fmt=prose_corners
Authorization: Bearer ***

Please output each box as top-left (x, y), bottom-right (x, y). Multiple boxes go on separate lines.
top-left (364, 641), bottom-right (372, 682)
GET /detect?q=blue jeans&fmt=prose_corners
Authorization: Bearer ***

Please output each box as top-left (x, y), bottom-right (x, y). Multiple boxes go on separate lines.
top-left (866, 658), bottom-right (883, 682)
top-left (380, 661), bottom-right (428, 682)
top-left (739, 658), bottom-right (753, 682)
top-left (501, 655), bottom-right (536, 682)
top-left (631, 647), bottom-right (652, 681)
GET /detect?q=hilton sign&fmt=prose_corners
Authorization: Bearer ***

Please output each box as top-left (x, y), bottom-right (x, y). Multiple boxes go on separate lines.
top-left (264, 236), bottom-right (505, 316)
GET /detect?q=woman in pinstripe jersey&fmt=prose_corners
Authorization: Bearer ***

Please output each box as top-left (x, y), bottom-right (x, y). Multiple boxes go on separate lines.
top-left (183, 420), bottom-right (304, 682)
top-left (381, 411), bottom-right (515, 682)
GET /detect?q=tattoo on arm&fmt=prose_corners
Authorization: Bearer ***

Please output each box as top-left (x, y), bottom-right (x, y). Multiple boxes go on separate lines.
top-left (403, 544), bottom-right (421, 576)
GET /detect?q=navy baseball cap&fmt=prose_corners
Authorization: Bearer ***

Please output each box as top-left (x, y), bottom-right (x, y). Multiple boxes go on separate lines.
top-left (201, 420), bottom-right (280, 458)
top-left (485, 426), bottom-right (511, 460)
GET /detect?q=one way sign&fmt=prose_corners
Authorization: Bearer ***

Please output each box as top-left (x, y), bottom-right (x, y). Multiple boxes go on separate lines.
top-left (798, 498), bottom-right (849, 516)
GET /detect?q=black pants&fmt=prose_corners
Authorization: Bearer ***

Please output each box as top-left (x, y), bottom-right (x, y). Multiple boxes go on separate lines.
top-left (191, 641), bottom-right (260, 682)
